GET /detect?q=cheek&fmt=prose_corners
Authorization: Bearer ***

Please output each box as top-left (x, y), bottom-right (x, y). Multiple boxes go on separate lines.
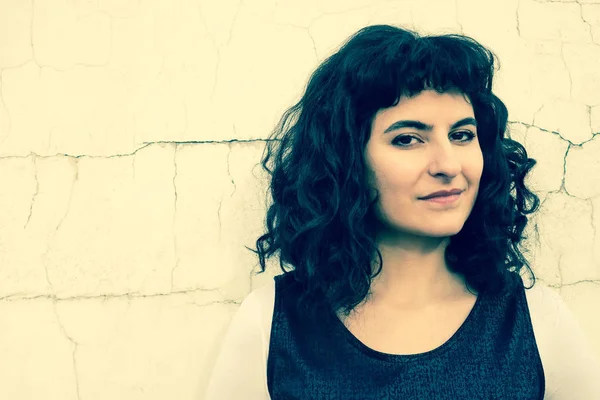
top-left (370, 164), bottom-right (412, 195)
top-left (371, 170), bottom-right (415, 214)
top-left (461, 147), bottom-right (484, 182)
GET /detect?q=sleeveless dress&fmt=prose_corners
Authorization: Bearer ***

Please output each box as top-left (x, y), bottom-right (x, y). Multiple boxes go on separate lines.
top-left (267, 271), bottom-right (545, 399)
top-left (205, 271), bottom-right (600, 399)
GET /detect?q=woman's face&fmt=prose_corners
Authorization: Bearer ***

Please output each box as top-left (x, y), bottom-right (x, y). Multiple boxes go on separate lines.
top-left (364, 89), bottom-right (484, 240)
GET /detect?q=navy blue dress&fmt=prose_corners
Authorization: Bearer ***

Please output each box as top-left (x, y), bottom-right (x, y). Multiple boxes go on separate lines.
top-left (266, 271), bottom-right (545, 399)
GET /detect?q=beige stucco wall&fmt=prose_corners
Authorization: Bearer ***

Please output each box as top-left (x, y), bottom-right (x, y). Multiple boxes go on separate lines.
top-left (0, 0), bottom-right (599, 398)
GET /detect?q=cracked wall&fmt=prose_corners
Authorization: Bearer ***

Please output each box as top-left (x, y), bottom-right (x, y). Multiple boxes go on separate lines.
top-left (0, 0), bottom-right (599, 399)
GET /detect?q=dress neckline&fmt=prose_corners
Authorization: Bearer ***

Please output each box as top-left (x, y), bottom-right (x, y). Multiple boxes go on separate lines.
top-left (328, 290), bottom-right (485, 362)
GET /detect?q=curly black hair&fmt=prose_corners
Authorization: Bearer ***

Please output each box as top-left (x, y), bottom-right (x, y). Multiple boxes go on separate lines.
top-left (250, 24), bottom-right (540, 321)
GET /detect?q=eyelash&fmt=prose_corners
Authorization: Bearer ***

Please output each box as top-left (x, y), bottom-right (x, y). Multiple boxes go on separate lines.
top-left (392, 131), bottom-right (476, 147)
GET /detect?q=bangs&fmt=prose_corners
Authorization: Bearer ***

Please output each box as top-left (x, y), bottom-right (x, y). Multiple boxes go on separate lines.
top-left (342, 28), bottom-right (497, 115)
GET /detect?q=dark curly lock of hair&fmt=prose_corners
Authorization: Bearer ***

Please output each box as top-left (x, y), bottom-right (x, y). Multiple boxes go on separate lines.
top-left (249, 24), bottom-right (540, 322)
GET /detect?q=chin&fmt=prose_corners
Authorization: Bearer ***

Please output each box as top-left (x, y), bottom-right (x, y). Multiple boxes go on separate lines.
top-left (381, 226), bottom-right (463, 240)
top-left (378, 213), bottom-right (469, 238)
top-left (408, 223), bottom-right (466, 238)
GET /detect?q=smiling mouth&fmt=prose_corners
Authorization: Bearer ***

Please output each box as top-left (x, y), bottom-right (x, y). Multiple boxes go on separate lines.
top-left (419, 190), bottom-right (464, 200)
top-left (421, 193), bottom-right (461, 205)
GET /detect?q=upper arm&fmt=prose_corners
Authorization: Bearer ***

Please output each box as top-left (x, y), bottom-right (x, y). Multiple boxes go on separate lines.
top-left (204, 283), bottom-right (274, 400)
top-left (525, 282), bottom-right (600, 399)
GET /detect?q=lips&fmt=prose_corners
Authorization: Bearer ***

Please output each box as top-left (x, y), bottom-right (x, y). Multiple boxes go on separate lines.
top-left (420, 189), bottom-right (463, 200)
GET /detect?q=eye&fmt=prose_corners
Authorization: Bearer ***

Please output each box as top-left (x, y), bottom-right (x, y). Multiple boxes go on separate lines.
top-left (452, 131), bottom-right (476, 142)
top-left (392, 135), bottom-right (422, 147)
top-left (391, 131), bottom-right (476, 148)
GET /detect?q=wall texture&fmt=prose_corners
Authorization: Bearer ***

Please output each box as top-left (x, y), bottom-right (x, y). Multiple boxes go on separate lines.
top-left (0, 0), bottom-right (599, 398)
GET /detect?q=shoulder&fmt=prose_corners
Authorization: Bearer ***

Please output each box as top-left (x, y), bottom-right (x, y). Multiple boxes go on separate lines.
top-left (522, 279), bottom-right (564, 328)
top-left (204, 277), bottom-right (277, 400)
top-left (521, 278), bottom-right (587, 349)
top-left (245, 277), bottom-right (277, 340)
top-left (226, 276), bottom-right (277, 348)
top-left (213, 277), bottom-right (278, 364)
top-left (522, 280), bottom-right (566, 360)
top-left (522, 277), bottom-right (600, 398)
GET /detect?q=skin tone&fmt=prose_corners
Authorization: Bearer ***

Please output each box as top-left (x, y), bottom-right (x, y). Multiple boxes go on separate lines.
top-left (340, 89), bottom-right (484, 345)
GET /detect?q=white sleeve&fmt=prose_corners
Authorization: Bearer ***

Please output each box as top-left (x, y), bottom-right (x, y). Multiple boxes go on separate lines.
top-left (525, 282), bottom-right (600, 399)
top-left (204, 281), bottom-right (275, 400)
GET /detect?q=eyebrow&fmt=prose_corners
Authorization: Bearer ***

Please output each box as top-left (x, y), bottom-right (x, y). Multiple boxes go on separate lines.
top-left (383, 117), bottom-right (478, 134)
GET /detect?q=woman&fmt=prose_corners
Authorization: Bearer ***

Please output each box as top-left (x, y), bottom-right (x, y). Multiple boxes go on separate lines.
top-left (206, 25), bottom-right (600, 399)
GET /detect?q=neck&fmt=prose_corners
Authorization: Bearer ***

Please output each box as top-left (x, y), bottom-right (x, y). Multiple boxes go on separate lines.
top-left (367, 234), bottom-right (469, 309)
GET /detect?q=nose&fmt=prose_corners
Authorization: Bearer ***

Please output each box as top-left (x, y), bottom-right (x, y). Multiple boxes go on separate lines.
top-left (428, 140), bottom-right (461, 178)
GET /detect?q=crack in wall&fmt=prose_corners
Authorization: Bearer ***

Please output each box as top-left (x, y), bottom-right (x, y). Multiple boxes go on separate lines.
top-left (531, 219), bottom-right (542, 253)
top-left (55, 158), bottom-right (79, 233)
top-left (226, 0), bottom-right (244, 47)
top-left (52, 301), bottom-right (81, 400)
top-left (42, 158), bottom-right (79, 295)
top-left (538, 191), bottom-right (550, 209)
top-left (171, 144), bottom-right (179, 292)
top-left (587, 104), bottom-right (593, 134)
top-left (561, 143), bottom-right (570, 193)
top-left (308, 28), bottom-right (318, 61)
top-left (0, 143), bottom-right (154, 160)
top-left (531, 104), bottom-right (545, 127)
top-left (559, 43), bottom-right (574, 100)
top-left (0, 286), bottom-right (226, 302)
top-left (548, 279), bottom-right (600, 288)
top-left (508, 120), bottom-right (597, 146)
top-left (524, 1), bottom-right (598, 45)
top-left (131, 149), bottom-right (136, 180)
top-left (454, 0), bottom-right (464, 34)
top-left (31, 0), bottom-right (40, 72)
top-left (577, 0), bottom-right (595, 42)
top-left (517, 0), bottom-right (522, 36)
top-left (590, 198), bottom-right (599, 264)
top-left (271, 21), bottom-right (319, 62)
top-left (217, 194), bottom-right (223, 241)
top-left (0, 140), bottom-right (274, 161)
top-left (557, 253), bottom-right (564, 288)
top-left (141, 139), bottom-right (274, 145)
top-left (216, 141), bottom-right (238, 243)
top-left (24, 154), bottom-right (39, 229)
top-left (187, 299), bottom-right (241, 308)
top-left (545, 187), bottom-right (581, 202)
top-left (226, 142), bottom-right (237, 198)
